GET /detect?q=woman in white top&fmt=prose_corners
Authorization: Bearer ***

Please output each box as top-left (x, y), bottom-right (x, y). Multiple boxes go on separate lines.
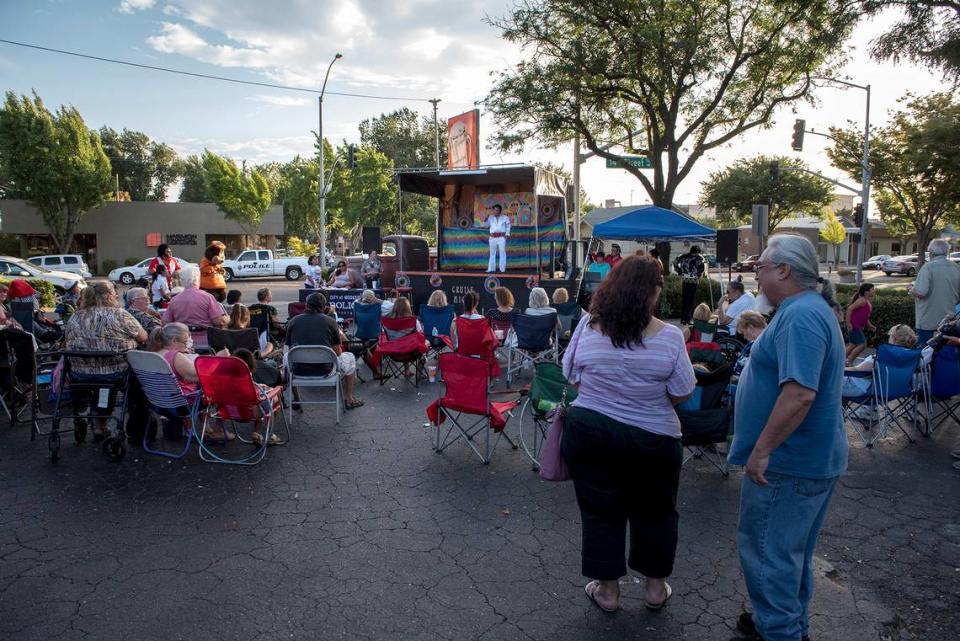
top-left (460, 291), bottom-right (483, 320)
top-left (151, 263), bottom-right (171, 308)
top-left (304, 255), bottom-right (323, 289)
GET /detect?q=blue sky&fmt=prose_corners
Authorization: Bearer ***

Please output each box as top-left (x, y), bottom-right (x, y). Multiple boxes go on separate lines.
top-left (0, 0), bottom-right (946, 206)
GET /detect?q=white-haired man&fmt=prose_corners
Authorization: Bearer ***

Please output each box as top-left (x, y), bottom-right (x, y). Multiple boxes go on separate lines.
top-left (728, 234), bottom-right (847, 641)
top-left (161, 267), bottom-right (228, 337)
top-left (909, 238), bottom-right (960, 345)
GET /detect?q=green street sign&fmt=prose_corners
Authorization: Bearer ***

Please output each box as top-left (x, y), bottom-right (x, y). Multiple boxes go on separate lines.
top-left (606, 155), bottom-right (652, 169)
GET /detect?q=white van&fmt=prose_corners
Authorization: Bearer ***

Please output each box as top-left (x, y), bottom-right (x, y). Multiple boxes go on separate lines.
top-left (28, 254), bottom-right (93, 278)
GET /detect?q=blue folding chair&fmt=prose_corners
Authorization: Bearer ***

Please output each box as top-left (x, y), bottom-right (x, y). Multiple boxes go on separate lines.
top-left (350, 302), bottom-right (382, 379)
top-left (127, 350), bottom-right (202, 460)
top-left (922, 345), bottom-right (960, 437)
top-left (865, 344), bottom-right (922, 448)
top-left (419, 304), bottom-right (455, 360)
top-left (506, 312), bottom-right (558, 385)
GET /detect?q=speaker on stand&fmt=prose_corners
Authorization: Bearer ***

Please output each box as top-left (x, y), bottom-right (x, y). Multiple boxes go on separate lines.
top-left (716, 228), bottom-right (739, 282)
top-left (362, 226), bottom-right (382, 254)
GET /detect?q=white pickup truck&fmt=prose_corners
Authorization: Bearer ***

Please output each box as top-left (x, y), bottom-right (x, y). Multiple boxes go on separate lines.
top-left (223, 249), bottom-right (310, 281)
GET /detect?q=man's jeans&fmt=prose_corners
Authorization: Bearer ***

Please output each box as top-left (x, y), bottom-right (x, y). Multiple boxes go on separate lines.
top-left (738, 471), bottom-right (838, 641)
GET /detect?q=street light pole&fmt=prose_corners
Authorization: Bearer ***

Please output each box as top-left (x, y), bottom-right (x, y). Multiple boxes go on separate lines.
top-left (429, 98), bottom-right (441, 169)
top-left (318, 53), bottom-right (342, 265)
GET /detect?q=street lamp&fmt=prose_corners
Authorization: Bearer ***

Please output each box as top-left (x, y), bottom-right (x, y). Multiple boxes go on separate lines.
top-left (318, 52), bottom-right (342, 266)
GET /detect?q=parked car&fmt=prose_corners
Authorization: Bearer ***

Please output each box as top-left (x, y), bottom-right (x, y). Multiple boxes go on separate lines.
top-left (107, 257), bottom-right (198, 286)
top-left (0, 255), bottom-right (85, 297)
top-left (733, 255), bottom-right (761, 272)
top-left (882, 255), bottom-right (919, 277)
top-left (28, 254), bottom-right (93, 278)
top-left (949, 252), bottom-right (960, 265)
top-left (861, 254), bottom-right (891, 270)
top-left (222, 249), bottom-right (309, 281)
top-left (703, 253), bottom-right (719, 268)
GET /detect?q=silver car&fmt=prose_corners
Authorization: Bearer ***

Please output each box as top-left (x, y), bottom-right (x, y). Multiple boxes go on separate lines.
top-left (881, 255), bottom-right (919, 277)
top-left (0, 255), bottom-right (85, 297)
top-left (28, 254), bottom-right (93, 278)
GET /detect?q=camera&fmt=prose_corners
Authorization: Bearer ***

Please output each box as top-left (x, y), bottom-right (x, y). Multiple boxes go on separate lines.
top-left (927, 313), bottom-right (960, 351)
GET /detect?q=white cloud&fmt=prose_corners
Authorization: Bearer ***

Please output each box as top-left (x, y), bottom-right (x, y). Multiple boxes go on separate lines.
top-left (247, 94), bottom-right (309, 107)
top-left (118, 0), bottom-right (156, 14)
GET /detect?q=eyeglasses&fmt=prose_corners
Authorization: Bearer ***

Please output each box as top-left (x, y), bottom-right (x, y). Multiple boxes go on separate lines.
top-left (755, 262), bottom-right (783, 272)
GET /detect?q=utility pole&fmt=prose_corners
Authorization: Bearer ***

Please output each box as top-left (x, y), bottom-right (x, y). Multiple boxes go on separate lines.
top-left (856, 85), bottom-right (872, 287)
top-left (318, 53), bottom-right (342, 265)
top-left (429, 98), bottom-right (441, 169)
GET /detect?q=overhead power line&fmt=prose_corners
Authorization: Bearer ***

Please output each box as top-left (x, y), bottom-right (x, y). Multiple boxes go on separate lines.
top-left (0, 38), bottom-right (434, 103)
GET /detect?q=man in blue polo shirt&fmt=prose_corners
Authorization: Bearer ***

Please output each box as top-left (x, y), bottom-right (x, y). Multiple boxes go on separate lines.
top-left (729, 234), bottom-right (847, 641)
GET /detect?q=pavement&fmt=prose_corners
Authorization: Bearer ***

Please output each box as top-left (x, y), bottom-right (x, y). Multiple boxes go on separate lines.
top-left (0, 360), bottom-right (957, 641)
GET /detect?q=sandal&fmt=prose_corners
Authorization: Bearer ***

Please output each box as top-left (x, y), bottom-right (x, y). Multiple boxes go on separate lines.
top-left (584, 580), bottom-right (618, 613)
top-left (251, 432), bottom-right (285, 447)
top-left (644, 582), bottom-right (673, 610)
top-left (203, 428), bottom-right (236, 442)
top-left (345, 398), bottom-right (364, 410)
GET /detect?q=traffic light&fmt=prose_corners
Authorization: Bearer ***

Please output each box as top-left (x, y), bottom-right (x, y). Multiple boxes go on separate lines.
top-left (768, 160), bottom-right (780, 182)
top-left (347, 144), bottom-right (356, 169)
top-left (791, 119), bottom-right (805, 151)
top-left (853, 202), bottom-right (863, 227)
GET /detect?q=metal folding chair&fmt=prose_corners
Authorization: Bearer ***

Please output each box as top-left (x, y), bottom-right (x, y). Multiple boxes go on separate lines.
top-left (427, 352), bottom-right (520, 464)
top-left (506, 313), bottom-right (558, 385)
top-left (127, 350), bottom-right (202, 460)
top-left (284, 346), bottom-right (341, 425)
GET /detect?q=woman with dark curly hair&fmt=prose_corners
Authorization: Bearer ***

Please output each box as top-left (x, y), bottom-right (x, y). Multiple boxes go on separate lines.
top-left (561, 255), bottom-right (696, 613)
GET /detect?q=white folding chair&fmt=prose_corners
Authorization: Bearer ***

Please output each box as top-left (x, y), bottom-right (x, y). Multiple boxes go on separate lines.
top-left (284, 346), bottom-right (341, 424)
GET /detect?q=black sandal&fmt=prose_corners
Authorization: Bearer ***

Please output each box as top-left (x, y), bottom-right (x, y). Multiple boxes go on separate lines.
top-left (345, 398), bottom-right (364, 410)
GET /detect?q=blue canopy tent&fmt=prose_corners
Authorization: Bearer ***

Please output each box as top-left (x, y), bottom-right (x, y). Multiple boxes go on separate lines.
top-left (591, 205), bottom-right (716, 241)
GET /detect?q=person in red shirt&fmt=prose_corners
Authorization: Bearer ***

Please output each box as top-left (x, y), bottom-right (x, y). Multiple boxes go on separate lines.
top-left (148, 244), bottom-right (181, 288)
top-left (604, 243), bottom-right (623, 269)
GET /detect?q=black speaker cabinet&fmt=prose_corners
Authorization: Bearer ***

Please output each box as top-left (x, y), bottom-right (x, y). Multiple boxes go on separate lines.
top-left (362, 226), bottom-right (381, 254)
top-left (716, 229), bottom-right (739, 265)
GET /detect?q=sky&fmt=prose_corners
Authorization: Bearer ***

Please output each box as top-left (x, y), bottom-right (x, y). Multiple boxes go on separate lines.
top-left (0, 0), bottom-right (947, 208)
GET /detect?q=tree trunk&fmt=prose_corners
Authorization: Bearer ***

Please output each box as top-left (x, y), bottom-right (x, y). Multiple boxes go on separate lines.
top-left (917, 227), bottom-right (930, 268)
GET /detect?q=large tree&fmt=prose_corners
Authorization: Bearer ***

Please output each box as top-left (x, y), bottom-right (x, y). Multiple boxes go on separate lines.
top-left (827, 92), bottom-right (960, 267)
top-left (328, 145), bottom-right (398, 232)
top-left (359, 107), bottom-right (447, 169)
top-left (98, 127), bottom-right (181, 201)
top-left (178, 154), bottom-right (213, 202)
top-left (0, 91), bottom-right (112, 251)
top-left (484, 0), bottom-right (856, 263)
top-left (280, 155), bottom-right (320, 239)
top-left (862, 1), bottom-right (960, 80)
top-left (700, 155), bottom-right (833, 230)
top-left (201, 150), bottom-right (273, 243)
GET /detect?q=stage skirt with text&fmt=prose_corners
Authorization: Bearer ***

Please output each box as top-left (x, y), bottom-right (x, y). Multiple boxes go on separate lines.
top-left (441, 222), bottom-right (563, 271)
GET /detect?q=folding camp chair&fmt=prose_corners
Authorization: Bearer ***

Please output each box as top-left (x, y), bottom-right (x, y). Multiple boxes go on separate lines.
top-left (517, 362), bottom-right (577, 469)
top-left (419, 304), bottom-right (455, 361)
top-left (376, 316), bottom-right (428, 387)
top-left (284, 346), bottom-right (341, 425)
top-left (427, 352), bottom-right (520, 464)
top-left (127, 350), bottom-right (202, 460)
top-left (194, 355), bottom-right (290, 466)
top-left (922, 345), bottom-right (960, 437)
top-left (288, 301), bottom-right (306, 320)
top-left (848, 344), bottom-right (922, 448)
top-left (691, 319), bottom-right (718, 343)
top-left (207, 327), bottom-right (262, 356)
top-left (449, 316), bottom-right (500, 376)
top-left (554, 301), bottom-right (583, 357)
top-left (348, 301), bottom-right (382, 381)
top-left (506, 313), bottom-right (558, 385)
top-left (0, 328), bottom-right (21, 423)
top-left (677, 361), bottom-right (735, 477)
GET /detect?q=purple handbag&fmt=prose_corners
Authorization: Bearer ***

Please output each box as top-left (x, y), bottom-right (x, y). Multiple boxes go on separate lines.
top-left (538, 392), bottom-right (571, 482)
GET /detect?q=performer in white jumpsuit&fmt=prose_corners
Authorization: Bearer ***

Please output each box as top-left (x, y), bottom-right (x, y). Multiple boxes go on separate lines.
top-left (486, 204), bottom-right (511, 273)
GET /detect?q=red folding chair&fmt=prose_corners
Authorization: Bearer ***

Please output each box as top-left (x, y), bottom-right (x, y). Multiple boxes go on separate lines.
top-left (448, 316), bottom-right (500, 377)
top-left (374, 316), bottom-right (429, 387)
top-left (427, 352), bottom-right (520, 464)
top-left (194, 355), bottom-right (290, 466)
top-left (287, 301), bottom-right (306, 320)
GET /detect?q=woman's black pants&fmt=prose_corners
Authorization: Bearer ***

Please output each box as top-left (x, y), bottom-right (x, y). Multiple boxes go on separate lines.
top-left (561, 406), bottom-right (682, 581)
top-left (680, 279), bottom-right (699, 324)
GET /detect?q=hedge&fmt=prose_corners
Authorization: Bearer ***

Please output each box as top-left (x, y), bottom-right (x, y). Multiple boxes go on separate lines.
top-left (0, 277), bottom-right (56, 309)
top-left (659, 274), bottom-right (724, 320)
top-left (835, 284), bottom-right (915, 346)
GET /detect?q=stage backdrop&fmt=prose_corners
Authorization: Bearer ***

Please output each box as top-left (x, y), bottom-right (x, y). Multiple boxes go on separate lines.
top-left (441, 220), bottom-right (564, 270)
top-left (474, 192), bottom-right (536, 227)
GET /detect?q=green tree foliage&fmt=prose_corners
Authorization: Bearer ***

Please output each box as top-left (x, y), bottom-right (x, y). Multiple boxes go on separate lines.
top-left (201, 150), bottom-right (272, 242)
top-left (700, 156), bottom-right (833, 231)
top-left (253, 161), bottom-right (286, 204)
top-left (819, 207), bottom-right (847, 264)
top-left (484, 0), bottom-right (855, 209)
top-left (827, 92), bottom-right (960, 267)
top-left (862, 1), bottom-right (960, 80)
top-left (178, 154), bottom-right (213, 202)
top-left (359, 107), bottom-right (447, 169)
top-left (280, 155), bottom-right (320, 239)
top-left (98, 127), bottom-right (181, 201)
top-left (0, 91), bottom-right (112, 252)
top-left (328, 145), bottom-right (398, 232)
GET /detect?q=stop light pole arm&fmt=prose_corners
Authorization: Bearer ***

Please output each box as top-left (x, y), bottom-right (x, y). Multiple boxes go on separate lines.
top-left (780, 165), bottom-right (863, 195)
top-left (802, 129), bottom-right (868, 173)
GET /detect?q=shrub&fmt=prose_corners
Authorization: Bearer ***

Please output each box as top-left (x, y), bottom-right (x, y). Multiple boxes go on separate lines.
top-left (659, 274), bottom-right (723, 320)
top-left (101, 259), bottom-right (117, 276)
top-left (286, 236), bottom-right (316, 258)
top-left (835, 285), bottom-right (914, 346)
top-left (0, 277), bottom-right (56, 309)
top-left (124, 257), bottom-right (141, 266)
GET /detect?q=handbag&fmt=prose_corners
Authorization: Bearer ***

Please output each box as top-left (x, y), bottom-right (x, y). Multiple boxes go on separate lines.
top-left (538, 399), bottom-right (570, 482)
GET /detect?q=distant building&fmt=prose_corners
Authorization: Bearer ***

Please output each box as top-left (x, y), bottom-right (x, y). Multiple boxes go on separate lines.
top-left (0, 200), bottom-right (284, 273)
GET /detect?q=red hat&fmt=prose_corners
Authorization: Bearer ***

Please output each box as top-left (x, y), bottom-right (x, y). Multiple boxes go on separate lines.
top-left (7, 279), bottom-right (36, 298)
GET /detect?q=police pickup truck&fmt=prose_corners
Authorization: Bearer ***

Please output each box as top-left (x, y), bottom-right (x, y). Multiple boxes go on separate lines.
top-left (222, 249), bottom-right (310, 281)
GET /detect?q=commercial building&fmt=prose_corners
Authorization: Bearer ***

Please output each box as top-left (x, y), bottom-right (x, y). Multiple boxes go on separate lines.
top-left (0, 200), bottom-right (284, 273)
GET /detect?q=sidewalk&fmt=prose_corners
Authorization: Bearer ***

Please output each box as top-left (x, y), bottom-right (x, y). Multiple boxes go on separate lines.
top-left (0, 378), bottom-right (956, 640)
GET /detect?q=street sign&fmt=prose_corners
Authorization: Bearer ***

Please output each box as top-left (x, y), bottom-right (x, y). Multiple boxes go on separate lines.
top-left (606, 155), bottom-right (652, 169)
top-left (751, 204), bottom-right (769, 237)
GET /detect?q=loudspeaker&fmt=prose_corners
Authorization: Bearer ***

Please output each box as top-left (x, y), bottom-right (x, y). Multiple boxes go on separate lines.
top-left (362, 226), bottom-right (381, 254)
top-left (717, 229), bottom-right (739, 265)
top-left (538, 196), bottom-right (561, 226)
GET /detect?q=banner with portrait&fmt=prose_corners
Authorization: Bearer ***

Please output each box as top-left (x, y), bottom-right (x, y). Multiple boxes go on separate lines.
top-left (447, 110), bottom-right (480, 170)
